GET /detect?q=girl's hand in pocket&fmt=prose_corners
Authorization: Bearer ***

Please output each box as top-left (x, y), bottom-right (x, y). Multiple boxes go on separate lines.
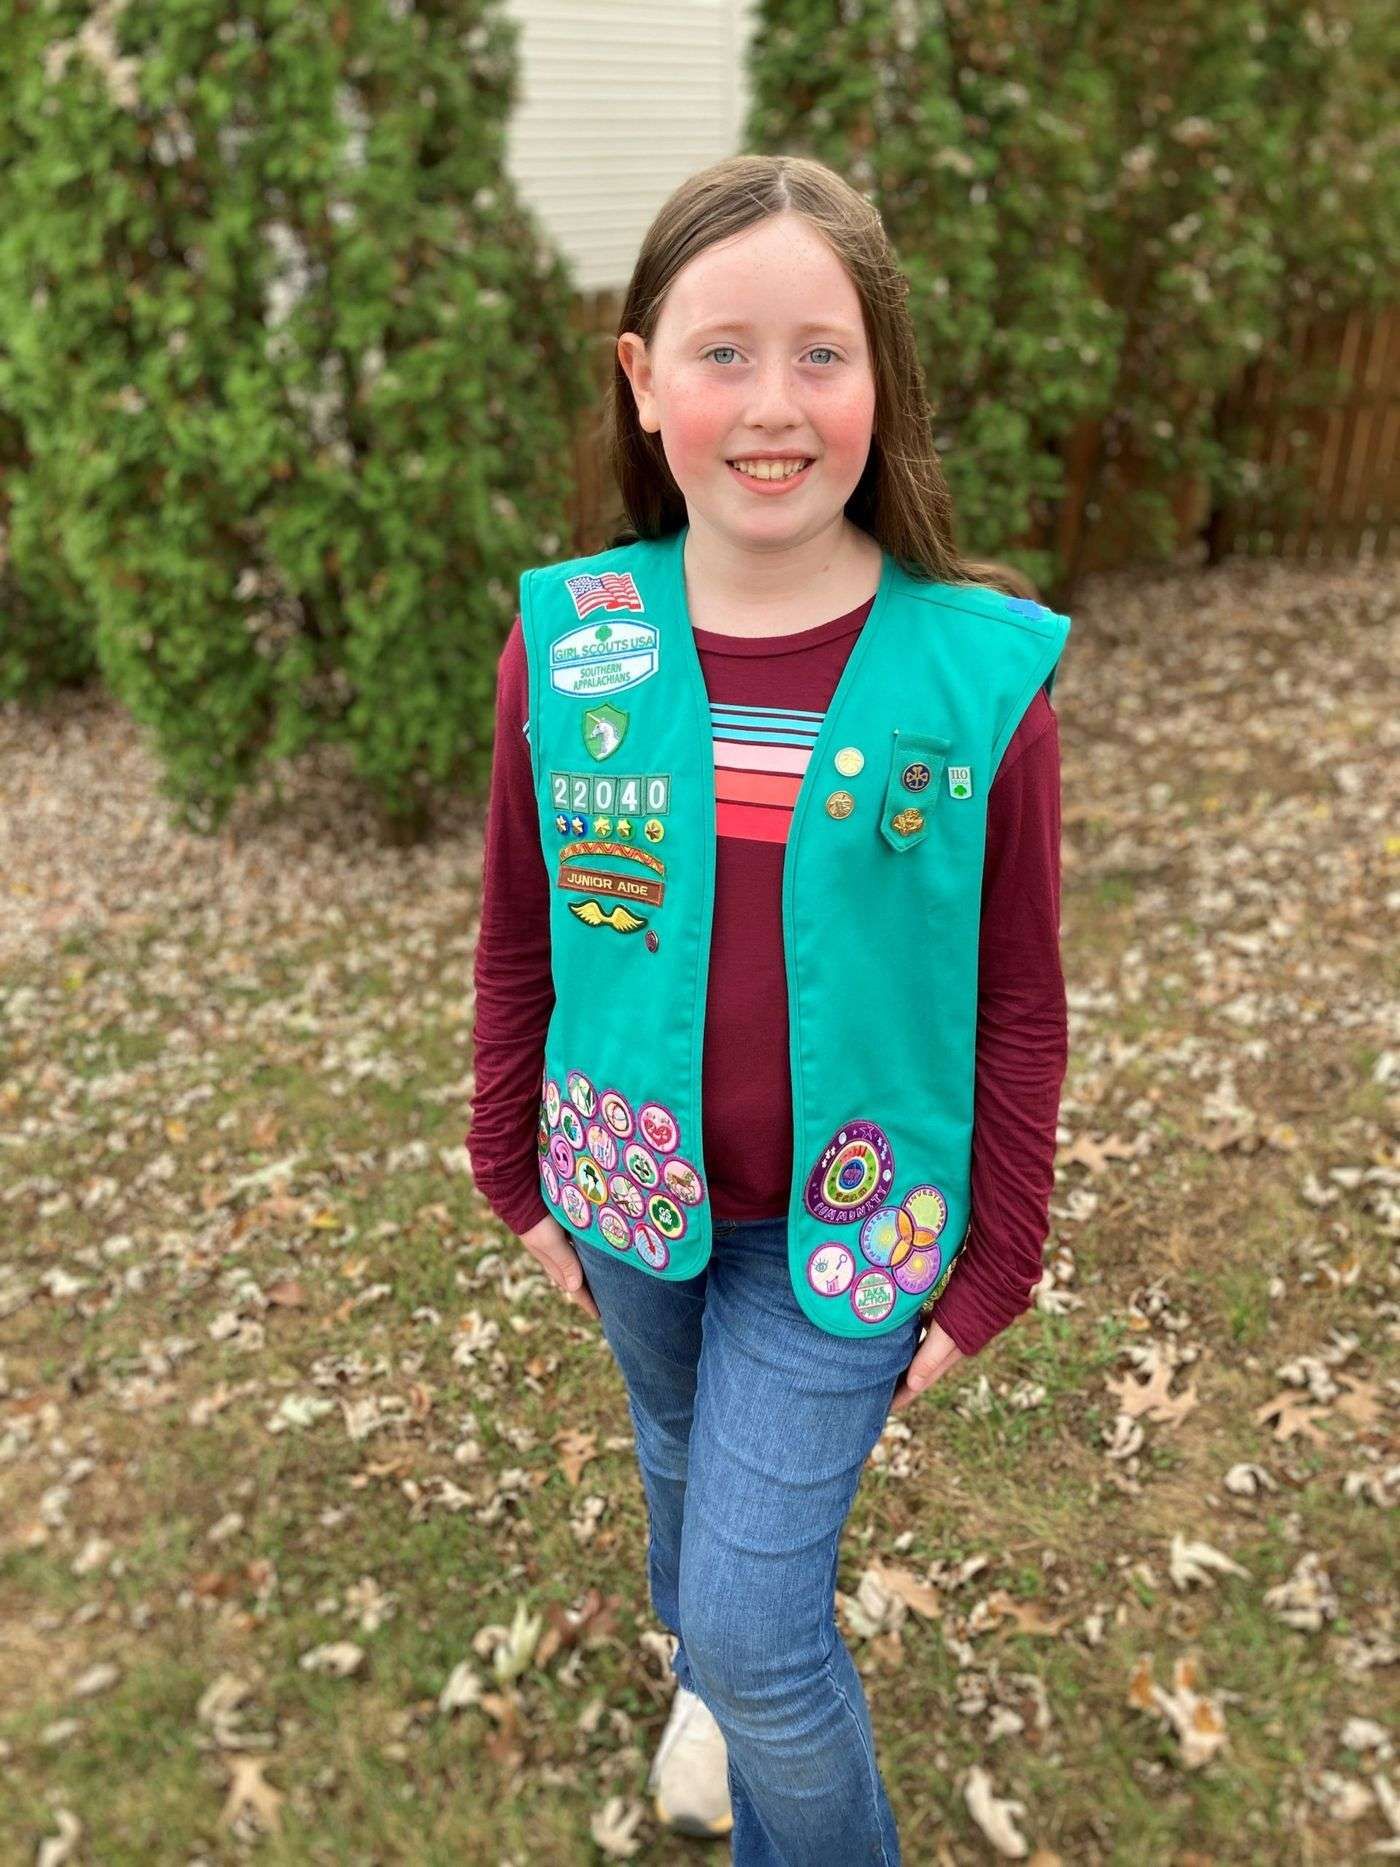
top-left (518, 1213), bottom-right (601, 1320)
top-left (889, 1317), bottom-right (964, 1413)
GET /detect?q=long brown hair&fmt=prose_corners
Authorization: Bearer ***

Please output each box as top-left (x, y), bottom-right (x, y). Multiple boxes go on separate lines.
top-left (601, 153), bottom-right (1037, 602)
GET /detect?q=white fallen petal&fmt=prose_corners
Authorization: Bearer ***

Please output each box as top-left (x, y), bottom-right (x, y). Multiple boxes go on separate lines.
top-left (1373, 1772), bottom-right (1400, 1834)
top-left (1223, 1461), bottom-right (1276, 1496)
top-left (1317, 1769), bottom-right (1374, 1821)
top-left (36, 1808), bottom-right (82, 1867)
top-left (438, 1659), bottom-right (484, 1714)
top-left (298, 1641), bottom-right (364, 1678)
top-left (963, 1763), bottom-right (1029, 1858)
top-left (1168, 1534), bottom-right (1250, 1590)
top-left (267, 1393), bottom-right (335, 1434)
top-left (589, 1794), bottom-right (645, 1859)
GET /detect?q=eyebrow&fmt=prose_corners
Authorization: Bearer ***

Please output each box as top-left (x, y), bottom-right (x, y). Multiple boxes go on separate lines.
top-left (684, 317), bottom-right (859, 341)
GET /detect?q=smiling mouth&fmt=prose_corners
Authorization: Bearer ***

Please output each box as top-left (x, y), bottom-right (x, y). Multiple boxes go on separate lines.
top-left (726, 458), bottom-right (815, 482)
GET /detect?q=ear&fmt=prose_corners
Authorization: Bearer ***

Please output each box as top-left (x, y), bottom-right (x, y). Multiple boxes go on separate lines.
top-left (616, 332), bottom-right (658, 435)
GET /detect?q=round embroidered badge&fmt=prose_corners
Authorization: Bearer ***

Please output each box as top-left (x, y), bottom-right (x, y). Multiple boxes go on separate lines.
top-left (608, 1174), bottom-right (645, 1218)
top-left (850, 1269), bottom-right (897, 1323)
top-left (574, 1155), bottom-right (608, 1205)
top-left (804, 1121), bottom-right (896, 1226)
top-left (633, 1224), bottom-right (671, 1270)
top-left (599, 1089), bottom-right (634, 1139)
top-left (585, 1123), bottom-right (618, 1171)
top-left (541, 1160), bottom-right (560, 1203)
top-left (902, 1183), bottom-right (949, 1241)
top-left (560, 1184), bottom-right (591, 1229)
top-left (624, 1141), bottom-right (660, 1188)
top-left (661, 1157), bottom-right (705, 1207)
top-left (566, 1070), bottom-right (597, 1117)
top-left (647, 1192), bottom-right (687, 1240)
top-left (893, 1243), bottom-right (942, 1294)
top-left (807, 1242), bottom-right (856, 1297)
top-left (558, 1105), bottom-right (585, 1150)
top-left (548, 1135), bottom-right (576, 1179)
top-left (598, 1208), bottom-right (632, 1250)
top-left (636, 1102), bottom-right (680, 1154)
top-left (544, 1079), bottom-right (561, 1128)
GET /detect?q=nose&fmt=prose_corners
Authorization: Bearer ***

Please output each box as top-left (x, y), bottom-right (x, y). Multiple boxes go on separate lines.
top-left (742, 357), bottom-right (805, 429)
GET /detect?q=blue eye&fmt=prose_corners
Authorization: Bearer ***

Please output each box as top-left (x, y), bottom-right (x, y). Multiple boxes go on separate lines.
top-left (701, 346), bottom-right (841, 367)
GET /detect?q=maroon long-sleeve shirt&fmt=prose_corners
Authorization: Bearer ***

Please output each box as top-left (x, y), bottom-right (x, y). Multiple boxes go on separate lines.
top-left (466, 593), bottom-right (1068, 1357)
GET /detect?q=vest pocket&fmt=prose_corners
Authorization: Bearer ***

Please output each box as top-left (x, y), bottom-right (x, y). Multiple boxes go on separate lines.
top-left (879, 731), bottom-right (950, 853)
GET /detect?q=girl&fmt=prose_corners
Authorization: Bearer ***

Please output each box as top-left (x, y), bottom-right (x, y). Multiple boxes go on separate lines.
top-left (467, 153), bottom-right (1069, 1864)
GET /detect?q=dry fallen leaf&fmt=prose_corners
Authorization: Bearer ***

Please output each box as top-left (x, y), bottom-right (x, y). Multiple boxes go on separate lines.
top-left (221, 1754), bottom-right (284, 1836)
top-left (1106, 1354), bottom-right (1198, 1429)
top-left (1254, 1390), bottom-right (1331, 1447)
top-left (1058, 1131), bottom-right (1144, 1174)
top-left (1127, 1653), bottom-right (1229, 1769)
top-left (553, 1426), bottom-right (598, 1488)
top-left (868, 1557), bottom-right (943, 1620)
top-left (974, 1589), bottom-right (1068, 1638)
top-left (1331, 1374), bottom-right (1384, 1428)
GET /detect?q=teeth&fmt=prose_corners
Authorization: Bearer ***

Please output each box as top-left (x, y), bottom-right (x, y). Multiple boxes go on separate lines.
top-left (730, 458), bottom-right (811, 481)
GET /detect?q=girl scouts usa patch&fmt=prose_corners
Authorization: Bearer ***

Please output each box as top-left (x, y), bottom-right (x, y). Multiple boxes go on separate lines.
top-left (551, 619), bottom-right (660, 698)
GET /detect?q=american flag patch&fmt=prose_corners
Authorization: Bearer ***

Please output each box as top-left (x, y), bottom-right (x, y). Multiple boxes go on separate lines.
top-left (564, 570), bottom-right (645, 619)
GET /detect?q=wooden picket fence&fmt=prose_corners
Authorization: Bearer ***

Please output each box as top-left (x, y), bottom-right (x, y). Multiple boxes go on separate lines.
top-left (563, 291), bottom-right (1400, 587)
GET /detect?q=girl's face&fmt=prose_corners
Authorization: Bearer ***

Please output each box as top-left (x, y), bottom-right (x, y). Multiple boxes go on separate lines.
top-left (617, 213), bottom-right (877, 551)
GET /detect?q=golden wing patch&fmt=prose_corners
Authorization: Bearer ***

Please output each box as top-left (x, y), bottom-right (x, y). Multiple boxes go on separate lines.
top-left (567, 898), bottom-right (648, 933)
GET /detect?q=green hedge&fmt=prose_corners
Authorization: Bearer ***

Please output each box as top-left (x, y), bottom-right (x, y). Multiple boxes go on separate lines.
top-left (0, 0), bottom-right (592, 831)
top-left (745, 0), bottom-right (1399, 590)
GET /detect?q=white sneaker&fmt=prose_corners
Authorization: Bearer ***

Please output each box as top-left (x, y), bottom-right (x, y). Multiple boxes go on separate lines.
top-left (647, 1683), bottom-right (734, 1838)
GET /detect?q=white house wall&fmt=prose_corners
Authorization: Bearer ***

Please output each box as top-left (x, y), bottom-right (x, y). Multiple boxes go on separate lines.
top-left (501, 0), bottom-right (761, 296)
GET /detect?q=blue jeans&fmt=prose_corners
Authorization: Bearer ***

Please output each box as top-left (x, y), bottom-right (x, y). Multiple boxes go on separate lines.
top-left (574, 1215), bottom-right (922, 1866)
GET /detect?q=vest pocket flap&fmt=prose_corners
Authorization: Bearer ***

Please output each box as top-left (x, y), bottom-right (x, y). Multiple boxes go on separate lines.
top-left (880, 731), bottom-right (950, 852)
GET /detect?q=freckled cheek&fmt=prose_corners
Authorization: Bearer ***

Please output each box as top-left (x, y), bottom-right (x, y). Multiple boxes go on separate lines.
top-left (818, 388), bottom-right (879, 477)
top-left (656, 378), bottom-right (876, 479)
top-left (658, 383), bottom-right (733, 477)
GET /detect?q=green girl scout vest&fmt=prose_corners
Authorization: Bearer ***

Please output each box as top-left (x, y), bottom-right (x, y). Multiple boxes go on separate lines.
top-left (518, 523), bottom-right (1069, 1339)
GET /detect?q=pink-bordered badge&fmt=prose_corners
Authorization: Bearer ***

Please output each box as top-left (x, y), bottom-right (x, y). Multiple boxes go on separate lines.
top-left (624, 1140), bottom-right (660, 1188)
top-left (608, 1174), bottom-right (645, 1219)
top-left (586, 1123), bottom-right (618, 1171)
top-left (560, 1183), bottom-right (592, 1229)
top-left (636, 1101), bottom-right (680, 1155)
top-left (599, 1089), bottom-right (634, 1139)
top-left (646, 1190), bottom-right (687, 1241)
top-left (633, 1223), bottom-right (670, 1270)
top-left (597, 1207), bottom-right (632, 1250)
top-left (807, 1242), bottom-right (856, 1298)
top-left (662, 1157), bottom-right (706, 1207)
